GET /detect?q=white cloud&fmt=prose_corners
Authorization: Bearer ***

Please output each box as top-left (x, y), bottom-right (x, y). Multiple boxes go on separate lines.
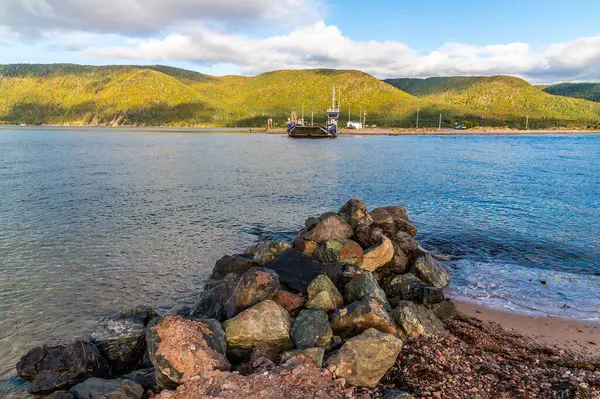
top-left (82, 22), bottom-right (600, 82)
top-left (1, 0), bottom-right (600, 82)
top-left (0, 0), bottom-right (323, 36)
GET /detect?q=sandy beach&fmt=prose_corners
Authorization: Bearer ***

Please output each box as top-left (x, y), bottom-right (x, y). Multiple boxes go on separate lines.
top-left (455, 299), bottom-right (600, 359)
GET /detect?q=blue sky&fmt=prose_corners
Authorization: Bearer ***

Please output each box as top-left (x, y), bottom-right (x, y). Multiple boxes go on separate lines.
top-left (1, 0), bottom-right (599, 82)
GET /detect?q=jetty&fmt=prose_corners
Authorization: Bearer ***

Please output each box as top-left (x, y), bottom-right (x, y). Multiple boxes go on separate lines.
top-left (8, 200), bottom-right (599, 399)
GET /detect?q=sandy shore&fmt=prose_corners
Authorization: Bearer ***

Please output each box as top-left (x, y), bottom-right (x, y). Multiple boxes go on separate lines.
top-left (455, 299), bottom-right (600, 359)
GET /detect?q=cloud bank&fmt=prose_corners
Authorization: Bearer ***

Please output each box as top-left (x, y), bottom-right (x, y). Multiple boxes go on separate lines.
top-left (1, 0), bottom-right (600, 82)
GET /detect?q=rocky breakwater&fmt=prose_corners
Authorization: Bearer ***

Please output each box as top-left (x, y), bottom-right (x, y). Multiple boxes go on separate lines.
top-left (9, 199), bottom-right (600, 398)
top-left (7, 200), bottom-right (469, 398)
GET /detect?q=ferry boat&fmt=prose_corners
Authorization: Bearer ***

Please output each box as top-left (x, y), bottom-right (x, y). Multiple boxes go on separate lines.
top-left (288, 89), bottom-right (340, 138)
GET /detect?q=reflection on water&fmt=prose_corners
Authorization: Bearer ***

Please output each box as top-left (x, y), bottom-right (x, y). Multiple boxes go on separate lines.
top-left (1, 128), bottom-right (599, 378)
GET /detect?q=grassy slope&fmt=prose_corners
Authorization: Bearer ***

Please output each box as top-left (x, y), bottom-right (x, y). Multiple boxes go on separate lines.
top-left (2, 64), bottom-right (600, 127)
top-left (542, 83), bottom-right (600, 103)
top-left (385, 76), bottom-right (600, 126)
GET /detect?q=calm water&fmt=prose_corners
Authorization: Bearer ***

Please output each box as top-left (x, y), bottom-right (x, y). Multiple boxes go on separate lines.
top-left (1, 127), bottom-right (599, 378)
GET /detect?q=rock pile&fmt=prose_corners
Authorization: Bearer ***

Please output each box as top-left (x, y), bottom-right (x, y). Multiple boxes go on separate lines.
top-left (14, 200), bottom-right (455, 398)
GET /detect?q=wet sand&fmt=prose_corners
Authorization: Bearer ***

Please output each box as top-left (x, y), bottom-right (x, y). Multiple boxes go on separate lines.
top-left (455, 299), bottom-right (600, 359)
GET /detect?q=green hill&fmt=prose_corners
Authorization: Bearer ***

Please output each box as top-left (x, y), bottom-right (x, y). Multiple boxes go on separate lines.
top-left (1, 64), bottom-right (600, 128)
top-left (385, 76), bottom-right (600, 128)
top-left (542, 83), bottom-right (600, 103)
top-left (0, 64), bottom-right (414, 127)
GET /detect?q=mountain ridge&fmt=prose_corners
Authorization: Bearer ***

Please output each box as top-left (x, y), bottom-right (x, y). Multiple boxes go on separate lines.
top-left (1, 64), bottom-right (600, 128)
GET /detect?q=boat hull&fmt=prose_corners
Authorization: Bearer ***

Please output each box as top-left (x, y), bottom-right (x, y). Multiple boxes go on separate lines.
top-left (288, 125), bottom-right (337, 138)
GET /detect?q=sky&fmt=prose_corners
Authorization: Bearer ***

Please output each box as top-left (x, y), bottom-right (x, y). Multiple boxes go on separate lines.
top-left (1, 0), bottom-right (599, 83)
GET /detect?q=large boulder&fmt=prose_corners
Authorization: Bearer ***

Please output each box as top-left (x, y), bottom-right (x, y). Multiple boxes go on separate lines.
top-left (353, 224), bottom-right (383, 249)
top-left (223, 300), bottom-right (293, 352)
top-left (325, 328), bottom-right (403, 388)
top-left (305, 275), bottom-right (343, 313)
top-left (69, 378), bottom-right (144, 399)
top-left (389, 305), bottom-right (424, 339)
top-left (330, 298), bottom-right (397, 338)
top-left (360, 236), bottom-right (394, 272)
top-left (411, 254), bottom-right (450, 288)
top-left (390, 231), bottom-right (419, 257)
top-left (299, 214), bottom-right (353, 244)
top-left (428, 299), bottom-right (457, 321)
top-left (190, 283), bottom-right (225, 321)
top-left (292, 237), bottom-right (319, 257)
top-left (146, 316), bottom-right (230, 385)
top-left (371, 206), bottom-right (409, 221)
top-left (390, 301), bottom-right (448, 338)
top-left (220, 267), bottom-right (280, 319)
top-left (314, 239), bottom-right (363, 267)
top-left (378, 242), bottom-right (409, 276)
top-left (263, 249), bottom-right (343, 293)
top-left (250, 241), bottom-right (292, 265)
top-left (344, 271), bottom-right (389, 308)
top-left (382, 273), bottom-right (425, 304)
top-left (291, 309), bottom-right (333, 349)
top-left (280, 347), bottom-right (325, 368)
top-left (370, 208), bottom-right (417, 237)
top-left (338, 199), bottom-right (373, 229)
top-left (90, 317), bottom-right (146, 372)
top-left (16, 341), bottom-right (110, 394)
top-left (211, 255), bottom-right (256, 280)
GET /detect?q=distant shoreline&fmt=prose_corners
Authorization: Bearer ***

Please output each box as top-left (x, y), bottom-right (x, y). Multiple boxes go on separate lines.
top-left (3, 125), bottom-right (600, 135)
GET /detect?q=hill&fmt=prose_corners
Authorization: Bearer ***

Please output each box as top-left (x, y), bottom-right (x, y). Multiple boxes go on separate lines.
top-left (542, 83), bottom-right (600, 103)
top-left (384, 76), bottom-right (600, 128)
top-left (0, 64), bottom-right (414, 127)
top-left (1, 64), bottom-right (600, 128)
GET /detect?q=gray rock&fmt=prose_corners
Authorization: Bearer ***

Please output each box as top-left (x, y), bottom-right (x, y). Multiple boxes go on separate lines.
top-left (338, 199), bottom-right (373, 230)
top-left (420, 285), bottom-right (445, 305)
top-left (390, 231), bottom-right (419, 256)
top-left (428, 299), bottom-right (457, 321)
top-left (412, 254), bottom-right (450, 288)
top-left (90, 317), bottom-right (146, 372)
top-left (391, 301), bottom-right (449, 338)
top-left (69, 378), bottom-right (143, 399)
top-left (190, 283), bottom-right (226, 321)
top-left (220, 267), bottom-right (280, 319)
top-left (122, 368), bottom-right (156, 392)
top-left (370, 208), bottom-right (417, 237)
top-left (389, 305), bottom-right (424, 340)
top-left (291, 309), bottom-right (333, 349)
top-left (263, 249), bottom-right (343, 293)
top-left (352, 224), bottom-right (383, 249)
top-left (305, 216), bottom-right (320, 231)
top-left (383, 273), bottom-right (425, 304)
top-left (281, 347), bottom-right (325, 368)
top-left (16, 341), bottom-right (110, 394)
top-left (211, 255), bottom-right (256, 280)
top-left (345, 271), bottom-right (389, 309)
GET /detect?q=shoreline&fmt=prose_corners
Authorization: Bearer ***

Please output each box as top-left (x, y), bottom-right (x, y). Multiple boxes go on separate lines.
top-left (453, 298), bottom-right (600, 359)
top-left (3, 125), bottom-right (600, 135)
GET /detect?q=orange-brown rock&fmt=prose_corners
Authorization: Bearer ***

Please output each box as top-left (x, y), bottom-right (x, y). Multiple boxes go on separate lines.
top-left (146, 316), bottom-right (230, 385)
top-left (330, 298), bottom-right (397, 338)
top-left (292, 237), bottom-right (319, 257)
top-left (361, 236), bottom-right (394, 272)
